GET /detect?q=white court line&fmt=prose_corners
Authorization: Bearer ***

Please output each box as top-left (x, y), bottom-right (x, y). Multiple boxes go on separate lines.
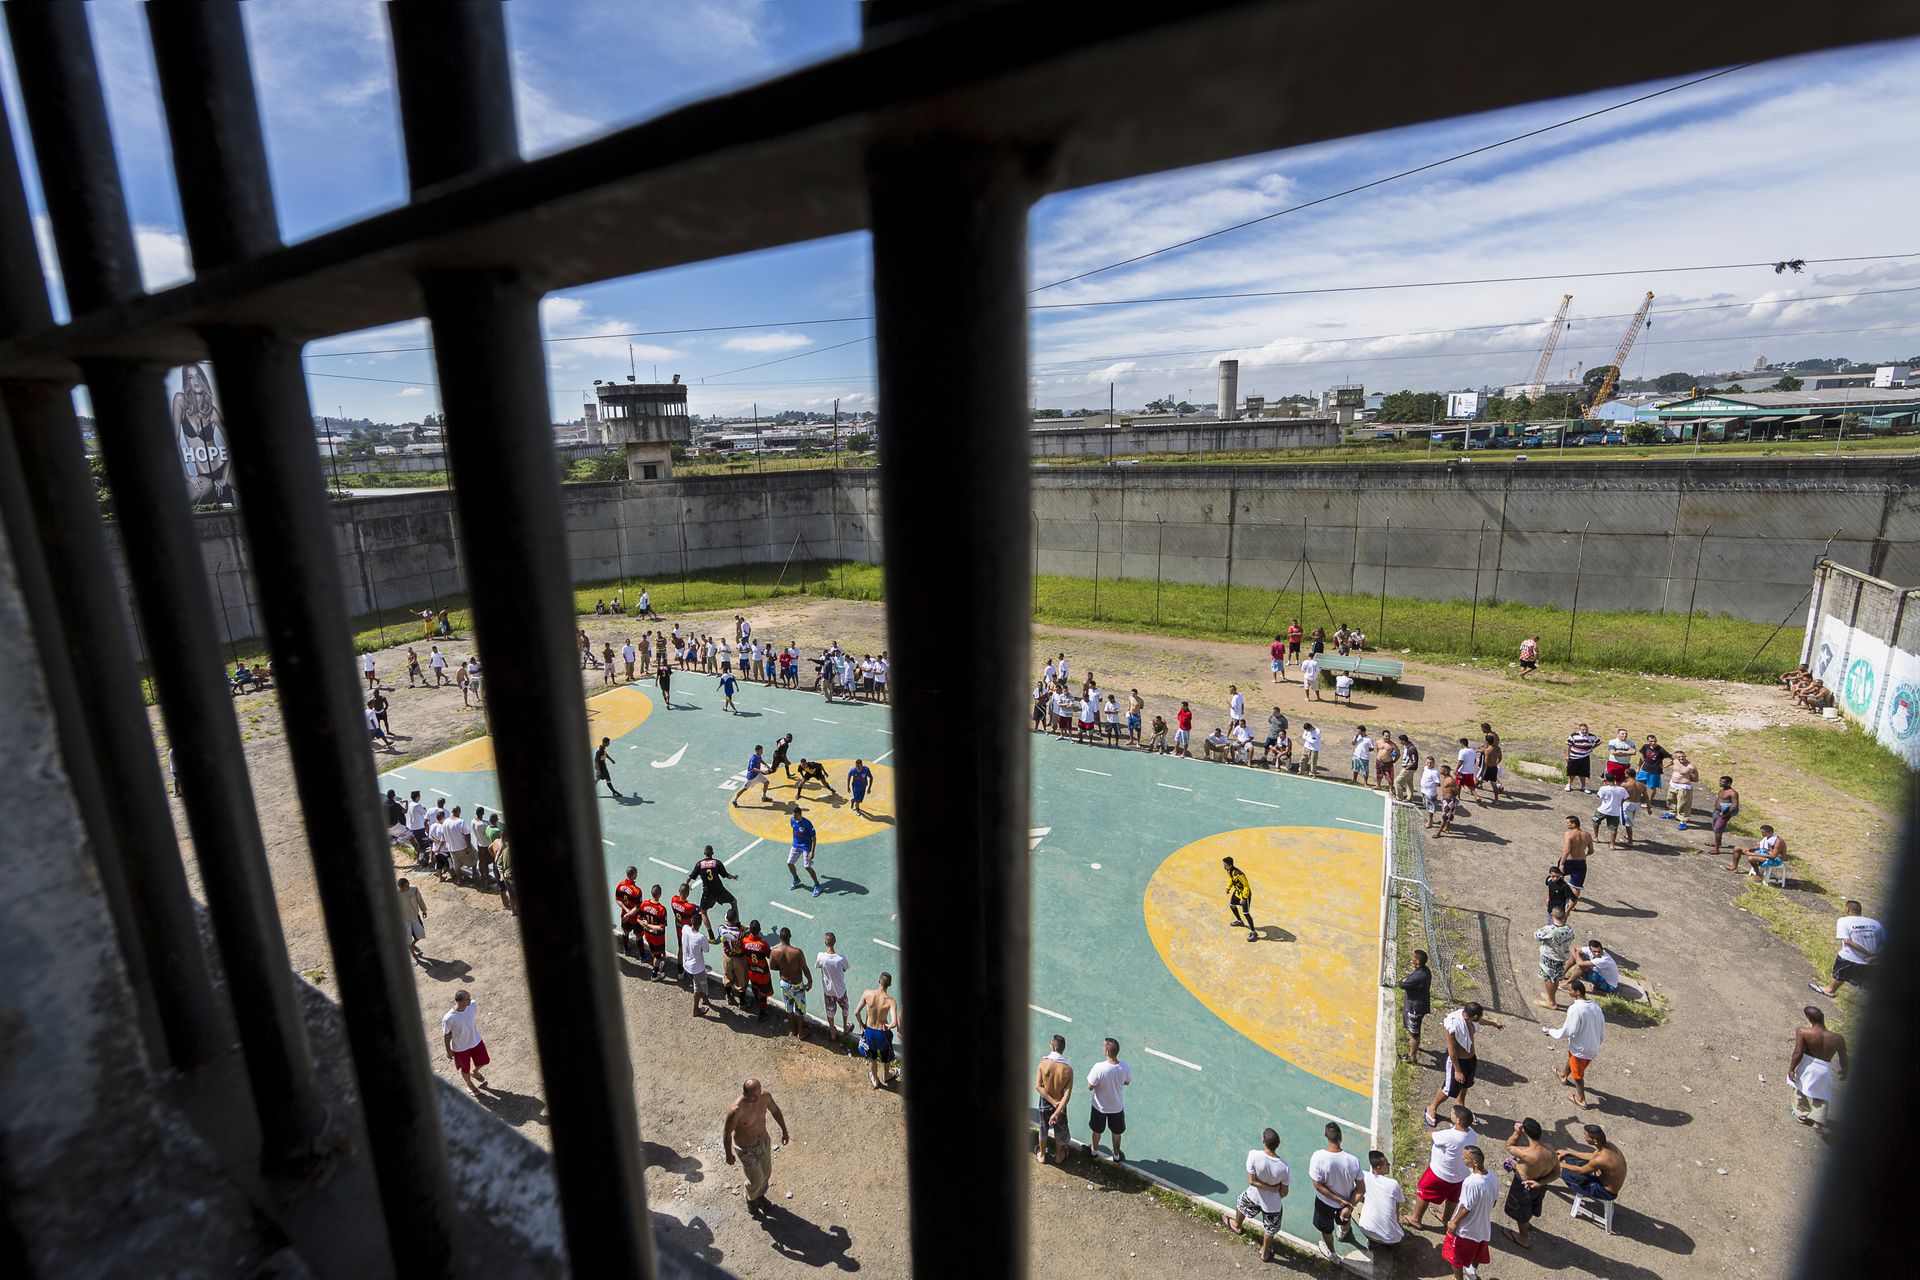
top-left (602, 839), bottom-right (617, 847)
top-left (387, 772), bottom-right (409, 781)
top-left (873, 750), bottom-right (894, 764)
top-left (1156, 782), bottom-right (1192, 792)
top-left (1235, 797), bottom-right (1282, 809)
top-left (648, 856), bottom-right (689, 876)
top-left (727, 838), bottom-right (764, 866)
top-left (1029, 1004), bottom-right (1072, 1023)
top-left (873, 937), bottom-right (901, 951)
top-left (768, 900), bottom-right (815, 919)
top-left (875, 729), bottom-right (892, 735)
top-left (1144, 1046), bottom-right (1203, 1072)
top-left (762, 707), bottom-right (787, 715)
top-left (1306, 1106), bottom-right (1374, 1135)
top-left (1076, 767), bottom-right (1112, 777)
top-left (1336, 817), bottom-right (1384, 830)
top-left (813, 717), bottom-right (839, 725)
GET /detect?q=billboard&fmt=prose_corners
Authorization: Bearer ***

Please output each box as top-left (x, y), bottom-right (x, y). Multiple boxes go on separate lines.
top-left (169, 362), bottom-right (234, 505)
top-left (1446, 391), bottom-right (1482, 420)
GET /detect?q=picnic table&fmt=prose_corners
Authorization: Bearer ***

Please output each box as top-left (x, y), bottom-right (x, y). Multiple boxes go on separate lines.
top-left (1313, 652), bottom-right (1405, 691)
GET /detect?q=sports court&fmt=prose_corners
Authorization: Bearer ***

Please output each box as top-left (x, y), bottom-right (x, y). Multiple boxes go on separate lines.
top-left (379, 679), bottom-right (1390, 1250)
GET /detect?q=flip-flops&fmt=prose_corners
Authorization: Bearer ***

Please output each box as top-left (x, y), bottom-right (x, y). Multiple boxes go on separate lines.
top-left (1422, 1110), bottom-right (1438, 1128)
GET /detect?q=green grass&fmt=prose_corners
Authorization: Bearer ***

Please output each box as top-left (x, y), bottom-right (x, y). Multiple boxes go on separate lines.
top-left (1766, 723), bottom-right (1917, 817)
top-left (1735, 885), bottom-right (1858, 1033)
top-left (1591, 968), bottom-right (1669, 1027)
top-left (333, 470), bottom-right (449, 489)
top-left (1032, 575), bottom-right (1789, 682)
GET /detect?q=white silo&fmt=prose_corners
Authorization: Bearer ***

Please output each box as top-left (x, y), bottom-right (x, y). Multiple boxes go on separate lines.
top-left (1217, 359), bottom-right (1239, 421)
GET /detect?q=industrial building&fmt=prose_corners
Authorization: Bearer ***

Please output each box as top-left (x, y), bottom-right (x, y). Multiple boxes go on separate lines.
top-left (1651, 387), bottom-right (1920, 436)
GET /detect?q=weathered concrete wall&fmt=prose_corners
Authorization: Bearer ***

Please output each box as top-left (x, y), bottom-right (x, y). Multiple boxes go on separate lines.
top-left (1030, 418), bottom-right (1341, 456)
top-left (103, 457), bottom-right (1920, 654)
top-left (1029, 457), bottom-right (1920, 622)
top-left (331, 440), bottom-right (609, 475)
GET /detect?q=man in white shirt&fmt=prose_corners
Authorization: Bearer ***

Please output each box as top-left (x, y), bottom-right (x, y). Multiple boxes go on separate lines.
top-left (1454, 738), bottom-right (1481, 796)
top-left (621, 640), bottom-right (638, 682)
top-left (1086, 1038), bottom-right (1133, 1162)
top-left (1077, 688), bottom-right (1100, 744)
top-left (1547, 979), bottom-right (1607, 1108)
top-left (428, 646), bottom-right (449, 686)
top-left (1230, 723), bottom-right (1255, 764)
top-left (1301, 654), bottom-right (1322, 700)
top-left (1351, 728), bottom-right (1375, 785)
top-left (680, 922), bottom-right (711, 1016)
top-left (442, 806), bottom-right (473, 883)
top-left (1300, 722), bottom-right (1322, 775)
top-left (1221, 1127), bottom-right (1290, 1263)
top-left (1425, 1003), bottom-right (1501, 1125)
top-left (1604, 728), bottom-right (1635, 783)
top-left (1308, 1121), bottom-right (1364, 1260)
top-left (1228, 685), bottom-right (1246, 729)
top-left (1592, 779), bottom-right (1629, 848)
top-left (637, 587), bottom-right (651, 618)
top-left (1443, 1146), bottom-right (1497, 1278)
top-left (440, 989), bottom-right (491, 1098)
top-left (1814, 899), bottom-right (1885, 996)
top-left (816, 932), bottom-right (852, 1037)
top-left (362, 650), bottom-right (377, 689)
top-left (405, 790), bottom-right (430, 864)
top-left (1333, 671), bottom-right (1353, 703)
top-left (1564, 939), bottom-right (1619, 994)
top-left (1354, 1149), bottom-right (1405, 1250)
top-left (1409, 1104), bottom-right (1478, 1230)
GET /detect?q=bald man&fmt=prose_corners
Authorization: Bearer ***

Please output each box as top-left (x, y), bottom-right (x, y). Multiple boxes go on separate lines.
top-left (723, 1078), bottom-right (790, 1213)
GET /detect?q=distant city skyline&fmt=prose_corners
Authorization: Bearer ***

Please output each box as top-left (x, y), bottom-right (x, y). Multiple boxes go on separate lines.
top-left (4, 5), bottom-right (1915, 423)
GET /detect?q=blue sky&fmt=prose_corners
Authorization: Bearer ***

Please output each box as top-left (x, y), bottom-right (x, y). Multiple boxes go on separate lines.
top-left (4, 3), bottom-right (1917, 422)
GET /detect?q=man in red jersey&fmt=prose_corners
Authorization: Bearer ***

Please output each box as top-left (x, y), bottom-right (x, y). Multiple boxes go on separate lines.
top-left (614, 867), bottom-right (644, 958)
top-left (742, 919), bottom-right (774, 1020)
top-left (637, 884), bottom-right (669, 979)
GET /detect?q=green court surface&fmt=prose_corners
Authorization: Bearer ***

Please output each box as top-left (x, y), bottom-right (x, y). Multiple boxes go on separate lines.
top-left (380, 680), bottom-right (1389, 1251)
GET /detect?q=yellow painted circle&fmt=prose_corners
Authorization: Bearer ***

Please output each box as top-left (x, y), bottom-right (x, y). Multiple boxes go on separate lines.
top-left (413, 685), bottom-right (654, 773)
top-left (728, 759), bottom-right (895, 844)
top-left (1143, 826), bottom-right (1382, 1094)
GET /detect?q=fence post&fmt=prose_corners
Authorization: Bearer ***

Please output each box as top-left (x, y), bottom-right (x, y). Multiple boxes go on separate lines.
top-left (1299, 516), bottom-right (1307, 625)
top-left (1032, 513), bottom-right (1040, 613)
top-left (678, 503), bottom-right (689, 605)
top-left (1154, 514), bottom-right (1164, 625)
top-left (1567, 522), bottom-right (1590, 664)
top-left (1092, 509), bottom-right (1101, 621)
top-left (1680, 522), bottom-right (1713, 664)
top-left (1467, 520), bottom-right (1487, 657)
top-left (1378, 515), bottom-right (1390, 644)
top-left (1223, 488), bottom-right (1238, 633)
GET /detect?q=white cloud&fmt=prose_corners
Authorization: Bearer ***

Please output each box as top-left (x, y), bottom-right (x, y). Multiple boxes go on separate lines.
top-left (1086, 361), bottom-right (1138, 385)
top-left (721, 332), bottom-right (814, 354)
top-left (397, 387), bottom-right (426, 397)
top-left (539, 295), bottom-right (677, 370)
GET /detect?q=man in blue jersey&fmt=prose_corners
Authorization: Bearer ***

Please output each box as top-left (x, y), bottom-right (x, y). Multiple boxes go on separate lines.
top-left (788, 805), bottom-right (822, 897)
top-left (717, 669), bottom-right (739, 715)
top-left (847, 758), bottom-right (875, 817)
top-left (733, 745), bottom-right (770, 807)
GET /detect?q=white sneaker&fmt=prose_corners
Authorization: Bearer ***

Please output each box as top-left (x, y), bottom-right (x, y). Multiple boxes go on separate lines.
top-left (1564, 783), bottom-right (1572, 792)
top-left (1321, 1241), bottom-right (1338, 1260)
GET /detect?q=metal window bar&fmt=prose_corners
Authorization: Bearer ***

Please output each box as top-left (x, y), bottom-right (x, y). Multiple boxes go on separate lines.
top-left (0, 2), bottom-right (1916, 1278)
top-left (1383, 800), bottom-right (1452, 1004)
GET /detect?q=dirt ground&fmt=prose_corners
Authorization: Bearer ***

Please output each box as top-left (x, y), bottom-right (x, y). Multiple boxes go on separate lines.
top-left (159, 596), bottom-right (1890, 1278)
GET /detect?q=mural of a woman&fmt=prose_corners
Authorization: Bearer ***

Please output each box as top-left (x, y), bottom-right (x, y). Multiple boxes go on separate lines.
top-left (172, 363), bottom-right (233, 505)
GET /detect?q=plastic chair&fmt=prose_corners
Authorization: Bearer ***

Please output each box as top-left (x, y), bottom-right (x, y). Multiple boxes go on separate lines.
top-left (1570, 1193), bottom-right (1617, 1234)
top-left (1755, 860), bottom-right (1788, 888)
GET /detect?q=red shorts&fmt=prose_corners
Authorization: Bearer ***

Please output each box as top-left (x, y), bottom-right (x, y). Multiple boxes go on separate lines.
top-left (454, 1041), bottom-right (490, 1073)
top-left (1567, 1053), bottom-right (1591, 1082)
top-left (1442, 1233), bottom-right (1490, 1268)
top-left (1604, 761), bottom-right (1627, 781)
top-left (1417, 1167), bottom-right (1463, 1204)
top-left (1456, 772), bottom-right (1476, 790)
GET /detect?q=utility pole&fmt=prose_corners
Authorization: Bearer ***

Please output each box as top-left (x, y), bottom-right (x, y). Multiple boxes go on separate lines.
top-left (1108, 381), bottom-right (1115, 465)
top-left (754, 402), bottom-right (762, 473)
top-left (833, 397), bottom-right (840, 470)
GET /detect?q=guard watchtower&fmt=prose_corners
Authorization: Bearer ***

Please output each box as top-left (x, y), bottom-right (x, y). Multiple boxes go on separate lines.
top-left (595, 375), bottom-right (690, 480)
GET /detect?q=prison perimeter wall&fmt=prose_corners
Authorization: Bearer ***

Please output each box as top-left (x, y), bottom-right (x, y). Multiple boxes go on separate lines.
top-left (108, 456), bottom-right (1920, 655)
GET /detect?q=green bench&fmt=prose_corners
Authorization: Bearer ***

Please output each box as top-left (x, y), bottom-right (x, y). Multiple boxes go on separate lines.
top-left (1314, 653), bottom-right (1405, 691)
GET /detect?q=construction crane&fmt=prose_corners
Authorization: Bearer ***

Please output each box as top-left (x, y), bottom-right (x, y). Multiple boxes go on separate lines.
top-left (1584, 292), bottom-right (1654, 418)
top-left (1524, 294), bottom-right (1573, 400)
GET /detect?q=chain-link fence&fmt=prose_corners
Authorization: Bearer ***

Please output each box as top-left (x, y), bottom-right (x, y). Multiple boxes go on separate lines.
top-left (1382, 799), bottom-right (1451, 1004)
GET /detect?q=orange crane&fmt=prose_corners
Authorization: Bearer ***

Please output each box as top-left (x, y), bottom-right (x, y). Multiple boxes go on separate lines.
top-left (1584, 292), bottom-right (1654, 418)
top-left (1524, 294), bottom-right (1573, 400)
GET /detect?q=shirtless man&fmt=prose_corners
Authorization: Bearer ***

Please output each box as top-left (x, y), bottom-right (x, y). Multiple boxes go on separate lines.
top-left (723, 1078), bottom-right (790, 1215)
top-left (1559, 815), bottom-right (1594, 909)
top-left (855, 973), bottom-right (901, 1089)
top-left (1788, 1005), bottom-right (1848, 1129)
top-left (1034, 1034), bottom-right (1074, 1165)
top-left (1557, 1124), bottom-right (1626, 1202)
top-left (769, 927), bottom-right (814, 1039)
top-left (1500, 1118), bottom-right (1559, 1250)
top-left (1620, 774), bottom-right (1651, 848)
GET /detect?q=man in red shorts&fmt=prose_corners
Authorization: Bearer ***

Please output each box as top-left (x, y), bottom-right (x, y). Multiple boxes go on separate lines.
top-left (742, 919), bottom-right (774, 1020)
top-left (1442, 1145), bottom-right (1497, 1277)
top-left (1408, 1105), bottom-right (1478, 1230)
top-left (637, 884), bottom-right (669, 979)
top-left (441, 989), bottom-right (491, 1098)
top-left (615, 867), bottom-right (644, 957)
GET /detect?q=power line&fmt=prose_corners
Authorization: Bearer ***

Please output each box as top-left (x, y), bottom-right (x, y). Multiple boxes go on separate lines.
top-left (695, 333), bottom-right (874, 381)
top-left (1028, 63), bottom-right (1757, 293)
